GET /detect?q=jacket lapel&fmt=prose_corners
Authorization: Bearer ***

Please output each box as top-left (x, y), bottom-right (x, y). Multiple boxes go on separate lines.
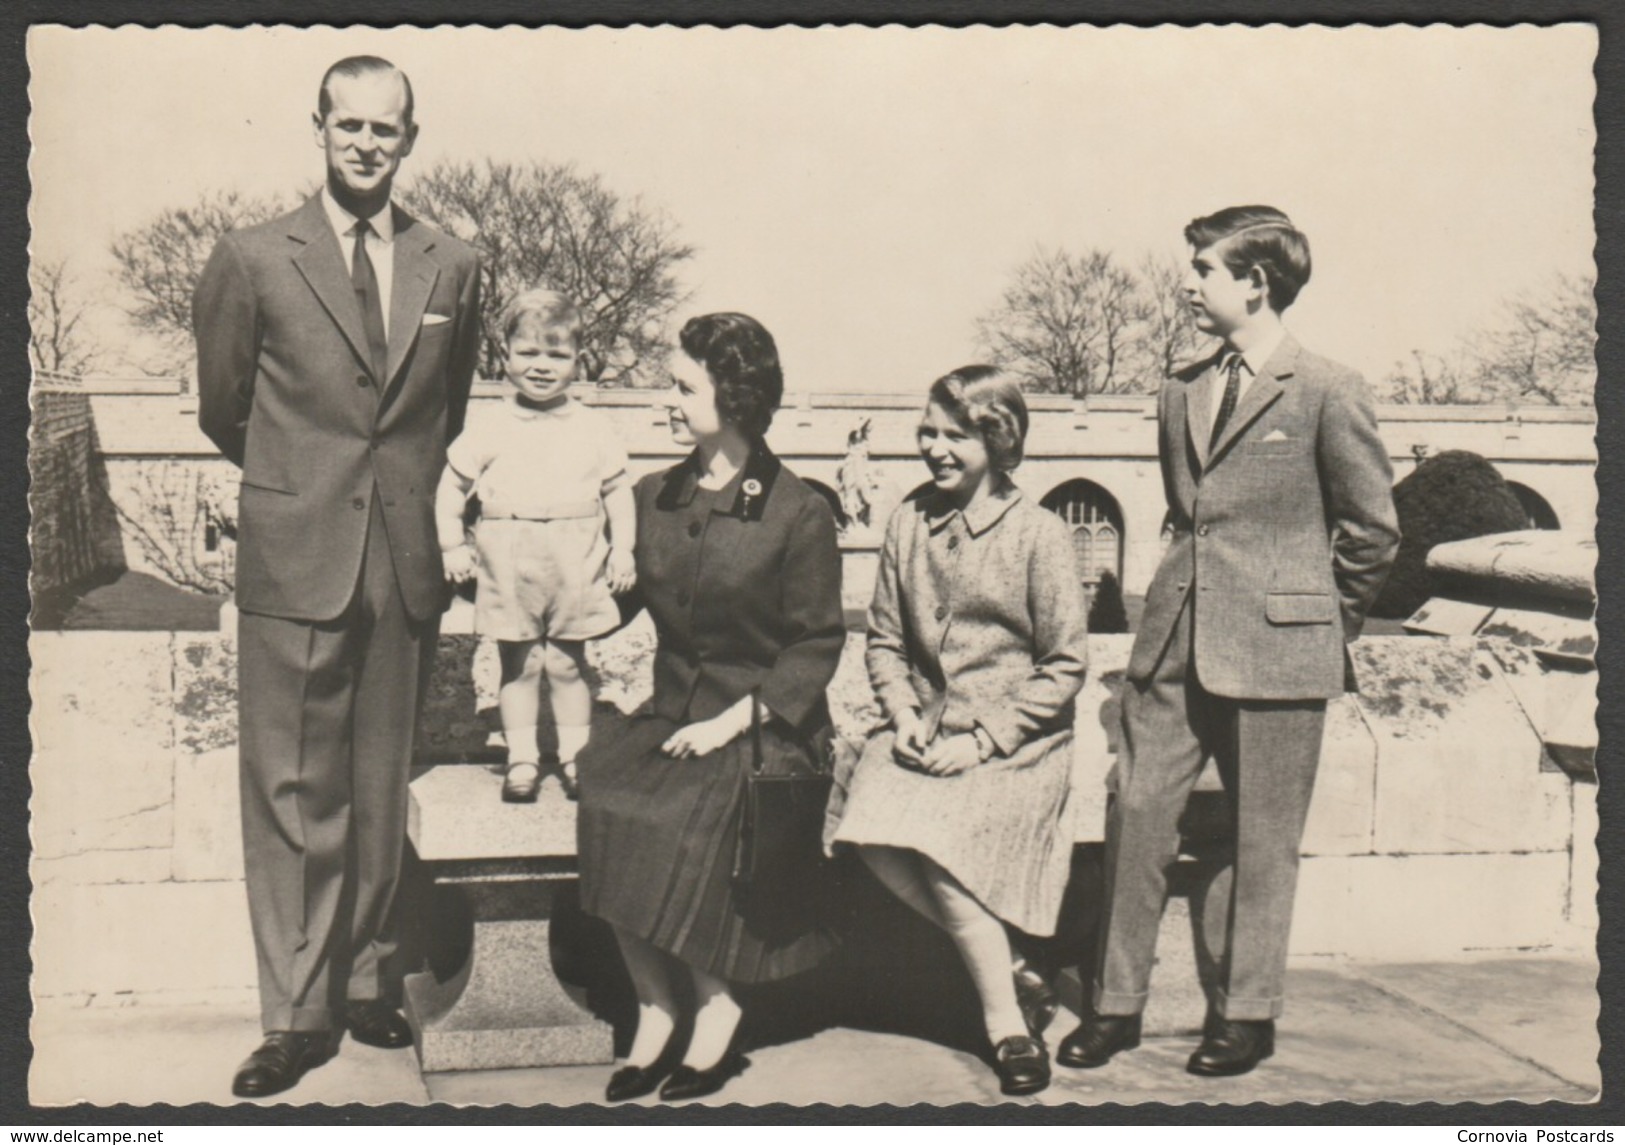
top-left (1207, 336), bottom-right (1298, 465)
top-left (289, 196), bottom-right (373, 377)
top-left (383, 208), bottom-right (440, 395)
top-left (1183, 354), bottom-right (1220, 472)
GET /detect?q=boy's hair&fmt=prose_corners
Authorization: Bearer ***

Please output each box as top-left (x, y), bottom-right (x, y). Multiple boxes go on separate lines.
top-left (678, 312), bottom-right (784, 439)
top-left (1185, 206), bottom-right (1312, 312)
top-left (502, 288), bottom-right (585, 348)
top-left (927, 365), bottom-right (1029, 473)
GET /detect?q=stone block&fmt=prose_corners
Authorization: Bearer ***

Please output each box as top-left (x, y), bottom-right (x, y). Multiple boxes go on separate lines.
top-left (1427, 529), bottom-right (1596, 604)
top-left (30, 848), bottom-right (172, 887)
top-left (172, 746), bottom-right (244, 882)
top-left (409, 764), bottom-right (579, 861)
top-left (1404, 597), bottom-right (1494, 637)
top-left (1300, 695), bottom-right (1376, 856)
top-left (1351, 638), bottom-right (1566, 855)
top-left (1070, 635), bottom-right (1132, 843)
top-left (1569, 780), bottom-right (1598, 933)
top-left (1478, 608), bottom-right (1596, 667)
top-left (32, 879), bottom-right (256, 997)
top-left (29, 632), bottom-right (176, 857)
top-left (1289, 851), bottom-right (1570, 959)
top-left (172, 632), bottom-right (237, 754)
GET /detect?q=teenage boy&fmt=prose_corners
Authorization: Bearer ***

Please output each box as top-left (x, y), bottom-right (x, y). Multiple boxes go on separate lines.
top-left (1058, 206), bottom-right (1399, 1077)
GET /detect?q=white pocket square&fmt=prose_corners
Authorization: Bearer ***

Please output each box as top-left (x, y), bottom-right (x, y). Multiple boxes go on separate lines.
top-left (1261, 429), bottom-right (1292, 442)
top-left (421, 313), bottom-right (452, 327)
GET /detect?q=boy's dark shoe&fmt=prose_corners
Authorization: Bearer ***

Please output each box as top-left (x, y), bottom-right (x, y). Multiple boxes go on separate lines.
top-left (231, 1031), bottom-right (335, 1098)
top-left (1186, 1017), bottom-right (1274, 1076)
top-left (344, 1000), bottom-right (414, 1049)
top-left (1056, 1012), bottom-right (1141, 1069)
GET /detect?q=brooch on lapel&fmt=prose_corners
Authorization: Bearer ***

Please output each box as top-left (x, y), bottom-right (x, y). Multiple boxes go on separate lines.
top-left (740, 478), bottom-right (763, 515)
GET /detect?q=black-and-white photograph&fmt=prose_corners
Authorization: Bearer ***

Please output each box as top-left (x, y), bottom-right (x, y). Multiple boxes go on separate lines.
top-left (24, 22), bottom-right (1600, 1109)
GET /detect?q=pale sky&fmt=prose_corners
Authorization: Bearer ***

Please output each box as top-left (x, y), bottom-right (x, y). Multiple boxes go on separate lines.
top-left (28, 24), bottom-right (1597, 391)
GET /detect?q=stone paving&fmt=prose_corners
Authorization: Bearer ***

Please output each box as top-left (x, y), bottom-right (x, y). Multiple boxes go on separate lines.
top-left (30, 952), bottom-right (1599, 1109)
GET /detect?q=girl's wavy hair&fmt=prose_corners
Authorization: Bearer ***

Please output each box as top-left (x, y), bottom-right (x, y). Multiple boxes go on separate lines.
top-left (927, 365), bottom-right (1029, 473)
top-left (678, 312), bottom-right (784, 439)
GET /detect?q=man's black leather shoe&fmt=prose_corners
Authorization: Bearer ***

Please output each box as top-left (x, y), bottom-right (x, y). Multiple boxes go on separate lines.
top-left (992, 1034), bottom-right (1051, 1096)
top-left (344, 1000), bottom-right (414, 1049)
top-left (1055, 1012), bottom-right (1142, 1069)
top-left (1187, 1018), bottom-right (1274, 1077)
top-left (231, 1031), bottom-right (335, 1098)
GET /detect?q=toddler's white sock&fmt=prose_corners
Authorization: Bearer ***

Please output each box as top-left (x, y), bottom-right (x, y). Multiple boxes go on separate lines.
top-left (557, 722), bottom-right (591, 764)
top-left (505, 726), bottom-right (540, 765)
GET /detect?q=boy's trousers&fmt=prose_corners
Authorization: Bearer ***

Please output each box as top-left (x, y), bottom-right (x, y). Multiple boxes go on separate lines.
top-left (1093, 596), bottom-right (1326, 1022)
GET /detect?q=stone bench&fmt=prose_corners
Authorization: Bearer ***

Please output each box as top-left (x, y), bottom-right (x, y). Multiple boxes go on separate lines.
top-left (403, 763), bottom-right (614, 1073)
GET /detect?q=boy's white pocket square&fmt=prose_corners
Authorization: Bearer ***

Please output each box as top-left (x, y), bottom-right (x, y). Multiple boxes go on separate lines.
top-left (1261, 429), bottom-right (1292, 442)
top-left (421, 313), bottom-right (452, 327)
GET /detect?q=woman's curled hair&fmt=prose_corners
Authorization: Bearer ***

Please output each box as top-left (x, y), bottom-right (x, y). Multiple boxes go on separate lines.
top-left (927, 365), bottom-right (1029, 472)
top-left (678, 312), bottom-right (784, 439)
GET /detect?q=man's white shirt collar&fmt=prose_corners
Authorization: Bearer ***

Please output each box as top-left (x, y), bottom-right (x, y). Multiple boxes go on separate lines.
top-left (320, 186), bottom-right (396, 245)
top-left (1221, 324), bottom-right (1288, 380)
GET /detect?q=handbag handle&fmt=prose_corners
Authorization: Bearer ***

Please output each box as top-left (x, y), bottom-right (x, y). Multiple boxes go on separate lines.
top-left (749, 686), bottom-right (763, 775)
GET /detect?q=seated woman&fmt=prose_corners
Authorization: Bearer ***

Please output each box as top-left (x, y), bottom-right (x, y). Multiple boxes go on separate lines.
top-left (826, 365), bottom-right (1089, 1097)
top-left (575, 312), bottom-right (846, 1104)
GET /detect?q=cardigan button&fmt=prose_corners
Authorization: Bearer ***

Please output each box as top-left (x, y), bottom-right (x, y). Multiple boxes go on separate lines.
top-left (947, 535), bottom-right (959, 549)
top-left (688, 521), bottom-right (702, 538)
top-left (934, 605), bottom-right (948, 621)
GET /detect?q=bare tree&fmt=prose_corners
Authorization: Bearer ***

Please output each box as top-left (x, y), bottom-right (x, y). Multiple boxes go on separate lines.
top-left (1382, 349), bottom-right (1477, 405)
top-left (28, 258), bottom-right (101, 376)
top-left (1467, 272), bottom-right (1596, 406)
top-left (1133, 251), bottom-right (1209, 381)
top-left (110, 190), bottom-right (290, 369)
top-left (398, 159), bottom-right (696, 384)
top-left (977, 246), bottom-right (1158, 397)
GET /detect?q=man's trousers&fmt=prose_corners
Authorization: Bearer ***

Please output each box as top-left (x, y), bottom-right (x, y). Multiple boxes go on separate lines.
top-left (237, 498), bottom-right (433, 1034)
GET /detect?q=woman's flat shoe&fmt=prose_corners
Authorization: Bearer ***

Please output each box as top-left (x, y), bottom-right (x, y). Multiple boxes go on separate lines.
top-left (658, 1052), bottom-right (748, 1101)
top-left (1013, 959), bottom-right (1060, 1038)
top-left (992, 1034), bottom-right (1051, 1096)
top-left (605, 1061), bottom-right (672, 1102)
top-left (501, 761), bottom-right (541, 803)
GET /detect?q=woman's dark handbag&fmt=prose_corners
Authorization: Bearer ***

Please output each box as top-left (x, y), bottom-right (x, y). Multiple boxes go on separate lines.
top-left (732, 689), bottom-right (834, 901)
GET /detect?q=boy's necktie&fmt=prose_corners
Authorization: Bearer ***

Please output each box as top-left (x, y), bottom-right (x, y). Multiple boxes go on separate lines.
top-left (1209, 355), bottom-right (1243, 449)
top-left (351, 217), bottom-right (388, 384)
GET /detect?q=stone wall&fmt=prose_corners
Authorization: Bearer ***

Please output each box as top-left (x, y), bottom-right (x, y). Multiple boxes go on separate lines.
top-left (29, 388), bottom-right (126, 598)
top-left (29, 628), bottom-right (1594, 1004)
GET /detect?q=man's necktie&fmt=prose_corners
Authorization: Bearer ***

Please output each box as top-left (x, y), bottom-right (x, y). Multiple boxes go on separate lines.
top-left (1210, 355), bottom-right (1243, 449)
top-left (351, 218), bottom-right (388, 384)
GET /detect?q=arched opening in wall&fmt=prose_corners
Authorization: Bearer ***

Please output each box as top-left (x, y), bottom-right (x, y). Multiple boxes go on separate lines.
top-left (1505, 482), bottom-right (1561, 530)
top-left (1041, 479), bottom-right (1125, 589)
top-left (803, 479), bottom-right (850, 531)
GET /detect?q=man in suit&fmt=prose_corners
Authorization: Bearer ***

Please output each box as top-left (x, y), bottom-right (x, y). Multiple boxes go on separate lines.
top-left (194, 55), bottom-right (482, 1098)
top-left (1057, 206), bottom-right (1399, 1077)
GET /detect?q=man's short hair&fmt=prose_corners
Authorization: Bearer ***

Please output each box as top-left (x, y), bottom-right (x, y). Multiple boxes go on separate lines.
top-left (317, 55), bottom-right (415, 128)
top-left (1185, 205), bottom-right (1312, 312)
top-left (502, 288), bottom-right (585, 348)
top-left (927, 364), bottom-right (1029, 473)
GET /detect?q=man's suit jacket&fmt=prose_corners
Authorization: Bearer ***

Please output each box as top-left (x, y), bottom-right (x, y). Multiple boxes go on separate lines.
top-left (194, 194), bottom-right (482, 623)
top-left (1128, 335), bottom-right (1400, 700)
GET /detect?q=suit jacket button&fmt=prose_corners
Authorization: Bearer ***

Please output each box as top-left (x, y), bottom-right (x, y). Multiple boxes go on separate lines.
top-left (688, 521), bottom-right (702, 538)
top-left (1197, 525), bottom-right (1210, 536)
top-left (353, 497), bottom-right (365, 510)
top-left (934, 605), bottom-right (948, 621)
top-left (355, 374), bottom-right (370, 388)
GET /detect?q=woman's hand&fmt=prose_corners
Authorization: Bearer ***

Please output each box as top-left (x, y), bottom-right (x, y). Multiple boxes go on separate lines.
top-left (892, 709), bottom-right (929, 767)
top-left (607, 546), bottom-right (637, 595)
top-left (662, 710), bottom-right (748, 759)
top-left (442, 544), bottom-right (477, 584)
top-left (920, 733), bottom-right (982, 777)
